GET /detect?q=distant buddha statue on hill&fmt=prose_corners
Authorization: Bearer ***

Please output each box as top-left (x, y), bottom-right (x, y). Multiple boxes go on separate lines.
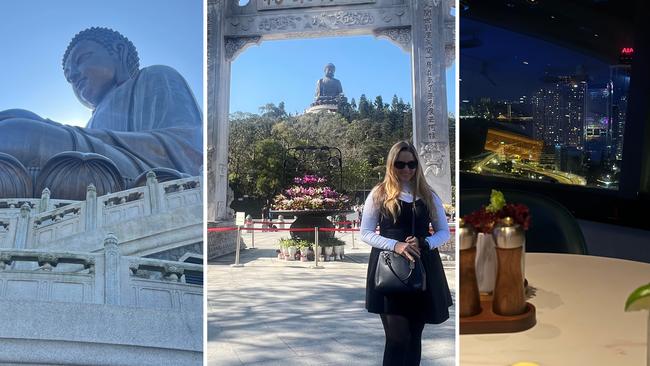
top-left (0, 27), bottom-right (202, 200)
top-left (308, 63), bottom-right (347, 113)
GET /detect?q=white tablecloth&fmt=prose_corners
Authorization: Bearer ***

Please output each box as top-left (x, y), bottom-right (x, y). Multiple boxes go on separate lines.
top-left (461, 253), bottom-right (650, 365)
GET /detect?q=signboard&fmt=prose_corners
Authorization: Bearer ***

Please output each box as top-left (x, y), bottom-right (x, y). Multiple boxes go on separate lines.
top-left (235, 212), bottom-right (246, 226)
top-left (620, 47), bottom-right (634, 65)
top-left (257, 0), bottom-right (375, 11)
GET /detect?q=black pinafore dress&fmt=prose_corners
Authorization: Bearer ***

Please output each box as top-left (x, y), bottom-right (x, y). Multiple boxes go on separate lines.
top-left (365, 199), bottom-right (453, 324)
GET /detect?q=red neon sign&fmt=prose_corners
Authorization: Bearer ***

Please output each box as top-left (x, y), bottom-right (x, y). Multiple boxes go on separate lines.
top-left (621, 47), bottom-right (634, 55)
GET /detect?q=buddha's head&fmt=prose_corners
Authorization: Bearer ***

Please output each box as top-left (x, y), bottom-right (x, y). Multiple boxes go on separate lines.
top-left (324, 63), bottom-right (336, 78)
top-left (62, 27), bottom-right (140, 109)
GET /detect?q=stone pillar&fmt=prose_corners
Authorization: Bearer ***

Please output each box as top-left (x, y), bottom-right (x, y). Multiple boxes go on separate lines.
top-left (39, 188), bottom-right (50, 213)
top-left (146, 171), bottom-right (162, 215)
top-left (103, 233), bottom-right (121, 305)
top-left (410, 0), bottom-right (452, 203)
top-left (85, 184), bottom-right (97, 231)
top-left (14, 203), bottom-right (30, 249)
top-left (207, 0), bottom-right (231, 222)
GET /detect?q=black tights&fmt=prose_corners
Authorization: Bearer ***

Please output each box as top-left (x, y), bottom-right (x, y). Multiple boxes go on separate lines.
top-left (380, 314), bottom-right (426, 366)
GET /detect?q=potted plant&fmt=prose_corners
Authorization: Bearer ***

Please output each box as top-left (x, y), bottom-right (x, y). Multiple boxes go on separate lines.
top-left (278, 238), bottom-right (294, 260)
top-left (296, 240), bottom-right (312, 262)
top-left (319, 237), bottom-right (345, 261)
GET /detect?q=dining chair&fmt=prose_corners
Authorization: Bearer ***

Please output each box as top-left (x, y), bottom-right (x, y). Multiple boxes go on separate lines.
top-left (460, 188), bottom-right (588, 254)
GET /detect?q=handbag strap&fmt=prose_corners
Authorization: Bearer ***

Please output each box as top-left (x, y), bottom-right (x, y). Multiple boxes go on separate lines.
top-left (411, 192), bottom-right (416, 237)
top-left (382, 252), bottom-right (415, 285)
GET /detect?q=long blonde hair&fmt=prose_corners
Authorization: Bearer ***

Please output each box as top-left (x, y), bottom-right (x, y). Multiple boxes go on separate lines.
top-left (373, 141), bottom-right (437, 223)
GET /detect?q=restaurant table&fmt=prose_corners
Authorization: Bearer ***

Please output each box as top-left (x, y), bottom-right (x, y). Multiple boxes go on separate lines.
top-left (461, 253), bottom-right (650, 365)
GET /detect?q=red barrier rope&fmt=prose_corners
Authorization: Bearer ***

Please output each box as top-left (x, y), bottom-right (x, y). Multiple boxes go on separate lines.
top-left (207, 227), bottom-right (238, 232)
top-left (250, 220), bottom-right (360, 225)
top-left (207, 227), bottom-right (316, 232)
top-left (209, 223), bottom-right (456, 234)
top-left (319, 227), bottom-right (359, 232)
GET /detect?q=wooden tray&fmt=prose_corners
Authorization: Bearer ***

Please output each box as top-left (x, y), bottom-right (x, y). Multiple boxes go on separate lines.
top-left (460, 295), bottom-right (536, 334)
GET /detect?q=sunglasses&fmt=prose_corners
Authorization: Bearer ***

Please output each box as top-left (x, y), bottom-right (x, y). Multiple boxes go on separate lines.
top-left (394, 160), bottom-right (418, 170)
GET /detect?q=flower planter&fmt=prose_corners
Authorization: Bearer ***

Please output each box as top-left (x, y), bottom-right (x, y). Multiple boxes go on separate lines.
top-left (323, 246), bottom-right (333, 261)
top-left (287, 246), bottom-right (298, 261)
top-left (333, 245), bottom-right (345, 260)
top-left (303, 247), bottom-right (314, 261)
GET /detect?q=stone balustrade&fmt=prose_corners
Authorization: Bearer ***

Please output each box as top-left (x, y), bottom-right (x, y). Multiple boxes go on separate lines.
top-left (0, 233), bottom-right (202, 313)
top-left (0, 173), bottom-right (202, 255)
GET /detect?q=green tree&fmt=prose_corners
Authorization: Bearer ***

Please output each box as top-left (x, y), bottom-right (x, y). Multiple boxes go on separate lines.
top-left (374, 95), bottom-right (385, 112)
top-left (343, 158), bottom-right (375, 193)
top-left (259, 102), bottom-right (288, 120)
top-left (337, 98), bottom-right (353, 122)
top-left (251, 139), bottom-right (286, 201)
top-left (228, 97), bottom-right (415, 200)
top-left (358, 94), bottom-right (372, 119)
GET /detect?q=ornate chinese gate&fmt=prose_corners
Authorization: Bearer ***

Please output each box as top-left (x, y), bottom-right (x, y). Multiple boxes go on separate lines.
top-left (208, 0), bottom-right (454, 221)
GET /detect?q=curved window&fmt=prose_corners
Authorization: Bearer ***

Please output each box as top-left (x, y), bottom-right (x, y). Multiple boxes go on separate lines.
top-left (460, 17), bottom-right (631, 190)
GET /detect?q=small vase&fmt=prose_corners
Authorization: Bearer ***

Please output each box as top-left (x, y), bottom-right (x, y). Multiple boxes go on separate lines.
top-left (475, 233), bottom-right (497, 293)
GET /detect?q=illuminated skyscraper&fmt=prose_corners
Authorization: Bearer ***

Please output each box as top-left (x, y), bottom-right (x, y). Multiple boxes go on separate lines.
top-left (532, 78), bottom-right (586, 148)
top-left (608, 64), bottom-right (631, 160)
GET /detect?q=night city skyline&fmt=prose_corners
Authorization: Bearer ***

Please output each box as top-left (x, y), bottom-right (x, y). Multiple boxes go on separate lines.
top-left (460, 18), bottom-right (631, 189)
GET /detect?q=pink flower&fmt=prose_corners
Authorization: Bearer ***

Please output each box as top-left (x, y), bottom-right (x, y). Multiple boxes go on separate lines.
top-left (272, 174), bottom-right (350, 210)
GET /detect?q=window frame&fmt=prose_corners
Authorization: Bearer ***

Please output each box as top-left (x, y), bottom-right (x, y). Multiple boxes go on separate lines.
top-left (459, 1), bottom-right (650, 228)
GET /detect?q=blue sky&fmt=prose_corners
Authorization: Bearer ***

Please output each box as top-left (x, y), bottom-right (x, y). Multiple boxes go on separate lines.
top-left (230, 36), bottom-right (456, 116)
top-left (0, 0), bottom-right (202, 127)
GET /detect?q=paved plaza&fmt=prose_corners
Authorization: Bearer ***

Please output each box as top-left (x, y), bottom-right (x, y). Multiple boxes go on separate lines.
top-left (207, 228), bottom-right (456, 366)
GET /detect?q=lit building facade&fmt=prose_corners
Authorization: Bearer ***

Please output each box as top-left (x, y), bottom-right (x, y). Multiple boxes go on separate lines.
top-left (484, 128), bottom-right (544, 162)
top-left (608, 64), bottom-right (631, 160)
top-left (532, 79), bottom-right (586, 148)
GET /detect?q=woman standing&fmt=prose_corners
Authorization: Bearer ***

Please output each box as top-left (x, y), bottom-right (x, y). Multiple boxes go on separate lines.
top-left (360, 141), bottom-right (452, 365)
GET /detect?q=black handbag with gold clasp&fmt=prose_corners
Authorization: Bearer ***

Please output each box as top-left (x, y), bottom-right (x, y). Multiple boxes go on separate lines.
top-left (374, 199), bottom-right (427, 293)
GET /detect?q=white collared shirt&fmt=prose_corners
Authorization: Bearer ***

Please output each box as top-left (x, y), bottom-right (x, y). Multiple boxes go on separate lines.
top-left (360, 188), bottom-right (450, 251)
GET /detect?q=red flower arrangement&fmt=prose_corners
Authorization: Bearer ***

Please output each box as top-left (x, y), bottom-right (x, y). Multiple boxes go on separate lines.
top-left (463, 190), bottom-right (531, 233)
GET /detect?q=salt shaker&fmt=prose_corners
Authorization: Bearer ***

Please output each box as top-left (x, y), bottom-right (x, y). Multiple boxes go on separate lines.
top-left (492, 217), bottom-right (526, 316)
top-left (459, 219), bottom-right (481, 317)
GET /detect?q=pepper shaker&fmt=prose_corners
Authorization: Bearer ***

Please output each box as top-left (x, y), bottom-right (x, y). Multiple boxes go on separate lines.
top-left (492, 217), bottom-right (526, 316)
top-left (459, 219), bottom-right (481, 317)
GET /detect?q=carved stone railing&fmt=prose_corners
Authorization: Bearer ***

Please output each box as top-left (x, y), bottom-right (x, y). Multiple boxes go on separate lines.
top-left (100, 186), bottom-right (148, 227)
top-left (31, 201), bottom-right (85, 246)
top-left (0, 249), bottom-right (95, 270)
top-left (0, 233), bottom-right (202, 312)
top-left (0, 173), bottom-right (201, 251)
top-left (0, 194), bottom-right (78, 214)
top-left (129, 257), bottom-right (202, 282)
top-left (161, 176), bottom-right (202, 210)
